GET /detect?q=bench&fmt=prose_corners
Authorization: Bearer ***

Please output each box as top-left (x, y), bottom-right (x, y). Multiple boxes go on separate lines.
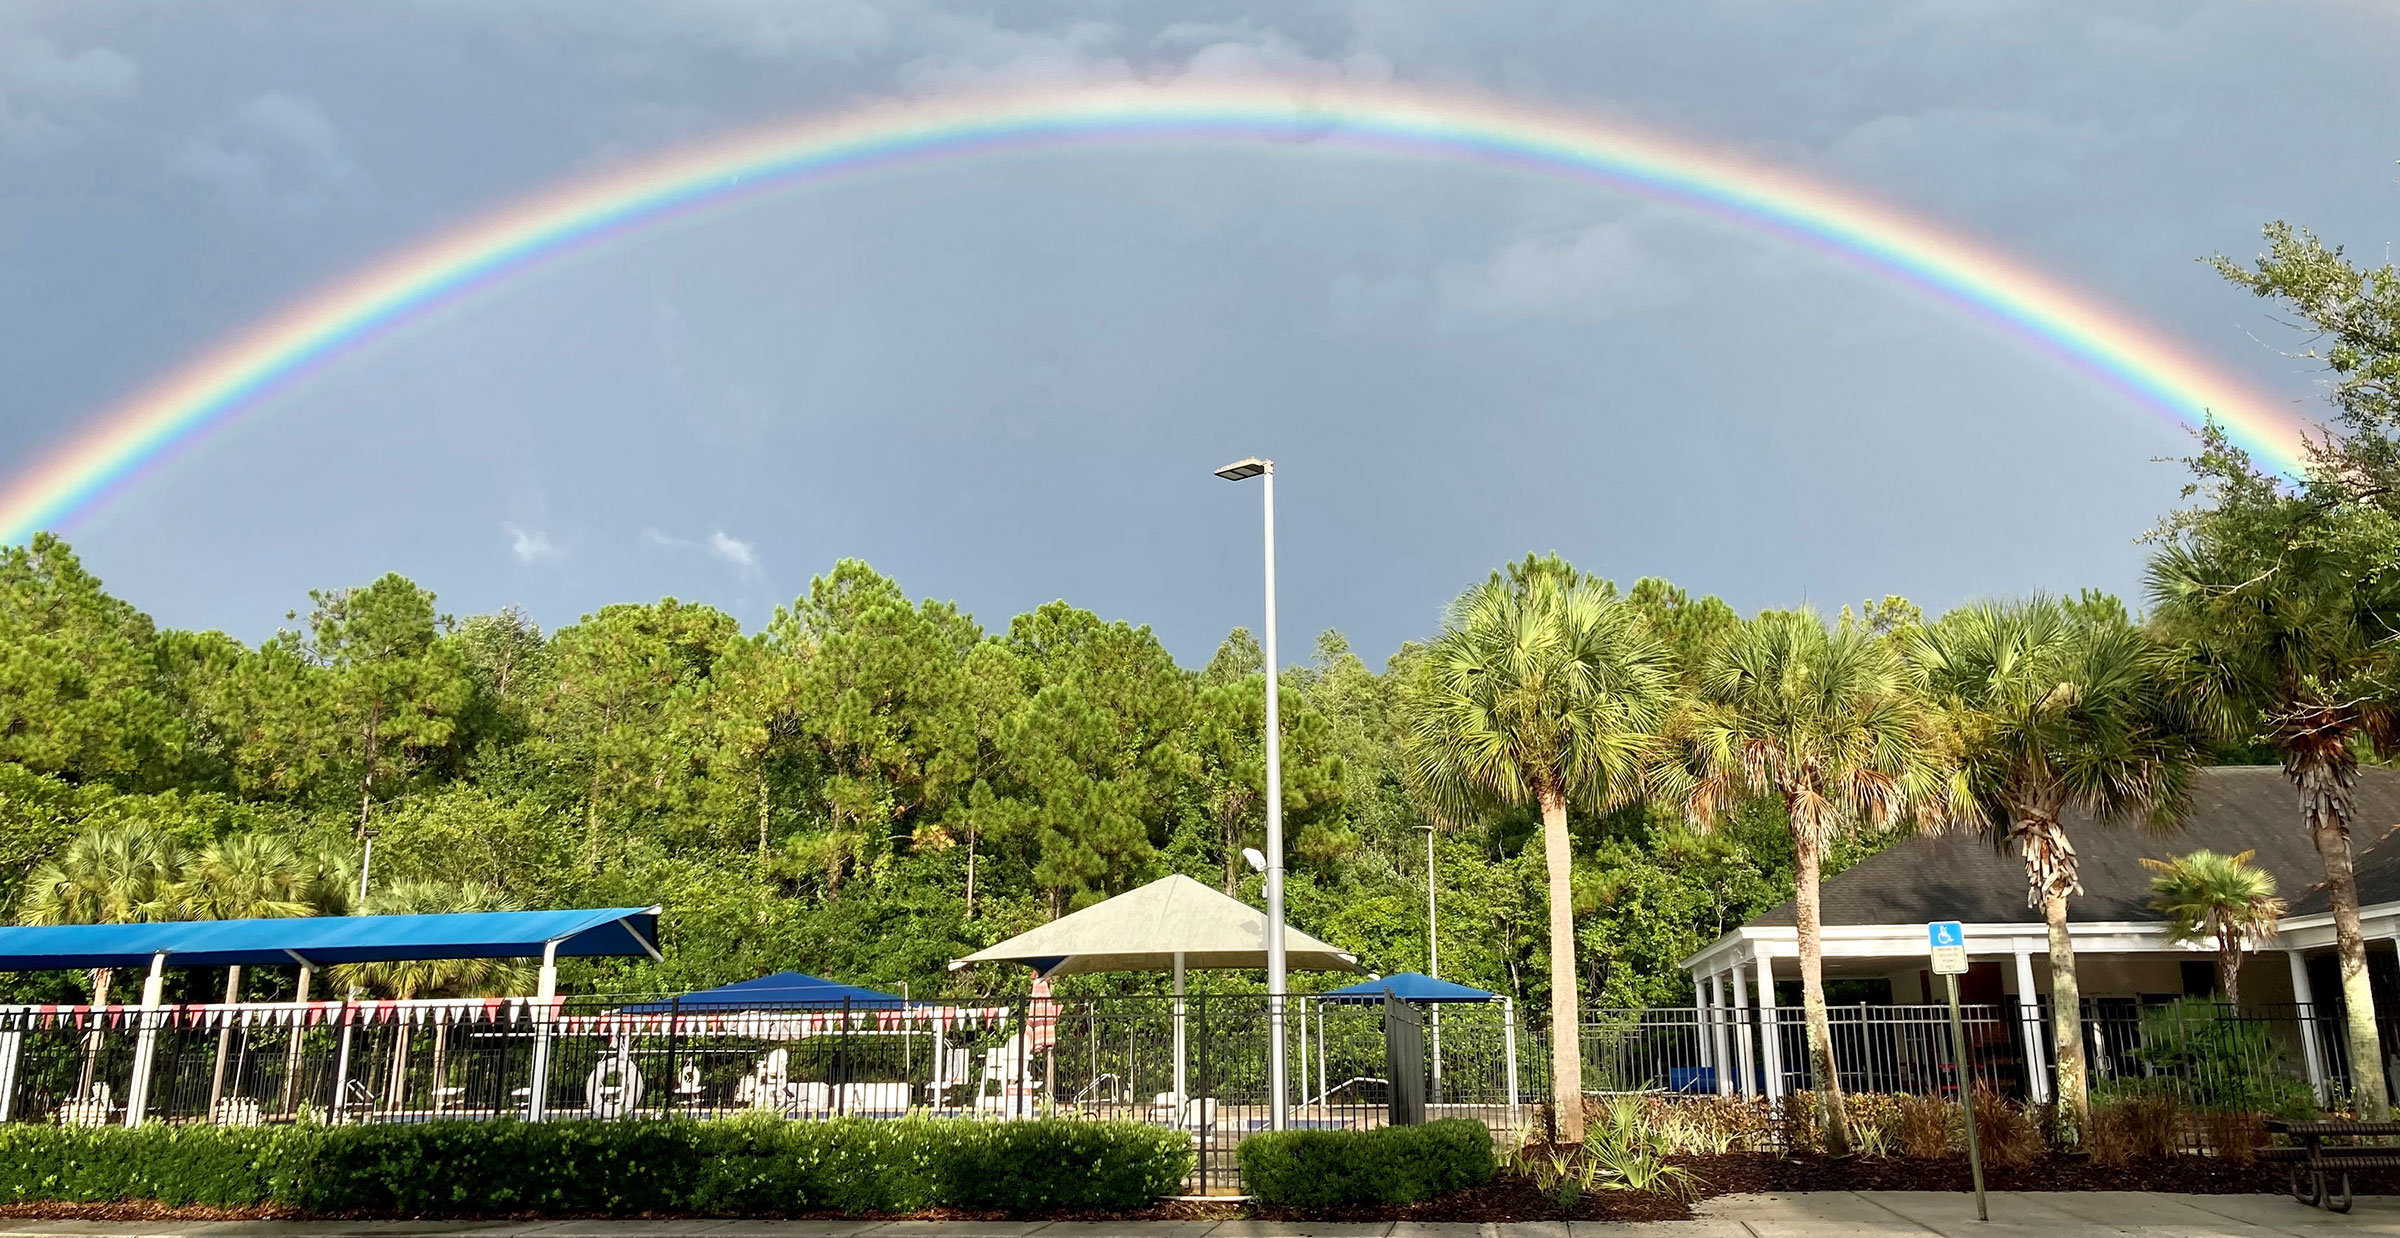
top-left (2263, 1118), bottom-right (2400, 1213)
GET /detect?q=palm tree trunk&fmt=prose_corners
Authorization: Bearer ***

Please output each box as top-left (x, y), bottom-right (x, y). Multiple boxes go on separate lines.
top-left (2296, 752), bottom-right (2389, 1117)
top-left (1538, 784), bottom-right (1585, 1144)
top-left (2043, 892), bottom-right (2091, 1142)
top-left (2218, 925), bottom-right (2242, 1006)
top-left (1791, 827), bottom-right (1852, 1155)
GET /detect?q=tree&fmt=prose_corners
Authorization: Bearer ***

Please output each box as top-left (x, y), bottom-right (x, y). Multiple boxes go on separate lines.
top-left (1668, 609), bottom-right (1952, 1155)
top-left (179, 831), bottom-right (340, 1113)
top-left (0, 534), bottom-right (178, 786)
top-left (997, 604), bottom-right (1198, 916)
top-left (16, 823), bottom-right (189, 1096)
top-left (231, 575), bottom-right (473, 841)
top-left (2142, 849), bottom-right (2284, 1004)
top-left (1400, 565), bottom-right (1673, 1144)
top-left (535, 599), bottom-right (739, 866)
top-left (1194, 676), bottom-right (1344, 893)
top-left (2147, 427), bottom-right (2400, 1118)
top-left (1904, 597), bottom-right (2211, 1139)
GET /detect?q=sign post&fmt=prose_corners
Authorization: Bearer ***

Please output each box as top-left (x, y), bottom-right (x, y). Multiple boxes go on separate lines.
top-left (1929, 921), bottom-right (1986, 1223)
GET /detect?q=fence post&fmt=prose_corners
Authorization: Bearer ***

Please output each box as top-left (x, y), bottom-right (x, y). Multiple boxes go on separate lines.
top-left (331, 999), bottom-right (356, 1122)
top-left (838, 995), bottom-right (853, 1117)
top-left (665, 995), bottom-right (683, 1119)
top-left (0, 1012), bottom-right (22, 1123)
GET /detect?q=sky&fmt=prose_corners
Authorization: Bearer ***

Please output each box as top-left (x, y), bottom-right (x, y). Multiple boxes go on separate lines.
top-left (3, 1), bottom-right (2396, 667)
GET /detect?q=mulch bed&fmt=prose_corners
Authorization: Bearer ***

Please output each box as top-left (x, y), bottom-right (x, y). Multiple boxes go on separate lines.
top-left (1254, 1174), bottom-right (1694, 1223)
top-left (1678, 1151), bottom-right (2400, 1197)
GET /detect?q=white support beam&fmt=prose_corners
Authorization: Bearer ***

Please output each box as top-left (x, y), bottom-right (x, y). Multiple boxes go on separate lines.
top-left (2013, 949), bottom-right (2051, 1103)
top-left (528, 940), bottom-right (560, 1121)
top-left (1730, 960), bottom-right (1756, 1098)
top-left (123, 952), bottom-right (168, 1127)
top-left (1707, 972), bottom-right (1732, 1095)
top-left (2289, 949), bottom-right (2330, 1105)
top-left (1753, 953), bottom-right (1785, 1101)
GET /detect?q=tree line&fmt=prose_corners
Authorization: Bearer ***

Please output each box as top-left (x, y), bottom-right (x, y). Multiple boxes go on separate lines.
top-left (3, 212), bottom-right (2396, 1149)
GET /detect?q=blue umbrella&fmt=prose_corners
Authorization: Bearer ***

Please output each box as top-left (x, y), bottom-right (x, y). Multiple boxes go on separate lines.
top-left (1317, 972), bottom-right (1496, 1003)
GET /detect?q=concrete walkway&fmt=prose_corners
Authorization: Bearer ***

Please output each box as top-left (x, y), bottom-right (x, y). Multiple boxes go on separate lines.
top-left (0, 1195), bottom-right (2393, 1238)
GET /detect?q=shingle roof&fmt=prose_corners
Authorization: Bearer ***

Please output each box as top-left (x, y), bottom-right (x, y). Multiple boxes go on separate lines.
top-left (1747, 766), bottom-right (2400, 928)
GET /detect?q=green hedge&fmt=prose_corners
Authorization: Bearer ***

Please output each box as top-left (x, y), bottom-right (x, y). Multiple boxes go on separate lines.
top-left (1238, 1118), bottom-right (1495, 1208)
top-left (0, 1117), bottom-right (1193, 1216)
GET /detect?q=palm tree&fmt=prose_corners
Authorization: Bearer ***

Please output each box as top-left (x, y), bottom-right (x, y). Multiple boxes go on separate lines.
top-left (16, 824), bottom-right (189, 1098)
top-left (2143, 849), bottom-right (2285, 1004)
top-left (330, 880), bottom-right (530, 1111)
top-left (1904, 598), bottom-right (2210, 1140)
top-left (2148, 483), bottom-right (2400, 1118)
top-left (179, 833), bottom-right (340, 1114)
top-left (1401, 561), bottom-right (1674, 1144)
top-left (1667, 609), bottom-right (1954, 1156)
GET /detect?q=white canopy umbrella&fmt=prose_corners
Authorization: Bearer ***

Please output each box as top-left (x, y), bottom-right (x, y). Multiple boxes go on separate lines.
top-left (948, 873), bottom-right (1360, 1112)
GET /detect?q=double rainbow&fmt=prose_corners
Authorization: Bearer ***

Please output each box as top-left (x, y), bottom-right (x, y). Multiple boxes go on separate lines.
top-left (0, 79), bottom-right (2316, 544)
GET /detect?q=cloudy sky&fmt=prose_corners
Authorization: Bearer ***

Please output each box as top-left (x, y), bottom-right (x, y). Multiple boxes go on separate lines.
top-left (4, 1), bottom-right (2395, 664)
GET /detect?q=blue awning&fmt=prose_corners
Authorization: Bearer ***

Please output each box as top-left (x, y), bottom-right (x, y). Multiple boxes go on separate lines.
top-left (1319, 972), bottom-right (1497, 1004)
top-left (0, 907), bottom-right (662, 971)
top-left (620, 971), bottom-right (903, 1012)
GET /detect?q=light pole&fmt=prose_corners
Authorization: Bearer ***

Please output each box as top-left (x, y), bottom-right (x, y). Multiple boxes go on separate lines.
top-left (1422, 822), bottom-right (1443, 1104)
top-left (1215, 455), bottom-right (1287, 1132)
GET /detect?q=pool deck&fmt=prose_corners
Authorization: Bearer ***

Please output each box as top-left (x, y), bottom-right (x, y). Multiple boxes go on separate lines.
top-left (0, 1193), bottom-right (2392, 1238)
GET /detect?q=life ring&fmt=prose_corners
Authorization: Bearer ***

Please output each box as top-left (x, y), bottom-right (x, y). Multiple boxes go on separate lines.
top-left (586, 1057), bottom-right (644, 1117)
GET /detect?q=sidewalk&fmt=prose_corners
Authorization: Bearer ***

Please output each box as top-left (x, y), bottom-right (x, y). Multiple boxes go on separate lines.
top-left (0, 1195), bottom-right (2392, 1238)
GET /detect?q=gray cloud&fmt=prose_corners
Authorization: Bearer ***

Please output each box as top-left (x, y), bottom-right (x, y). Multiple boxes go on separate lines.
top-left (506, 525), bottom-right (565, 565)
top-left (172, 92), bottom-right (361, 215)
top-left (0, 32), bottom-right (137, 155)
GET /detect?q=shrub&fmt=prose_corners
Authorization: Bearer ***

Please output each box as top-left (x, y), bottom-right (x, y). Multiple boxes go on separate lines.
top-left (0, 1123), bottom-right (309, 1207)
top-left (0, 1117), bottom-right (1191, 1217)
top-left (1968, 1087), bottom-right (2046, 1167)
top-left (1240, 1118), bottom-right (1495, 1208)
top-left (1892, 1094), bottom-right (1955, 1159)
top-left (2089, 1089), bottom-right (2183, 1166)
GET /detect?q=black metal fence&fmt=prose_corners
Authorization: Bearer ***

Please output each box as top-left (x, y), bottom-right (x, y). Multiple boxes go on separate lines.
top-left (0, 993), bottom-right (2342, 1178)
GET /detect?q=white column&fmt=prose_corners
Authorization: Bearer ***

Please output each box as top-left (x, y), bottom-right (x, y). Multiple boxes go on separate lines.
top-left (1171, 951), bottom-right (1187, 1115)
top-left (1707, 972), bottom-right (1733, 1095)
top-left (2013, 948), bottom-right (2051, 1103)
top-left (1694, 974), bottom-right (1714, 1070)
top-left (528, 940), bottom-right (559, 1121)
top-left (1730, 960), bottom-right (1757, 1098)
top-left (1754, 953), bottom-right (1785, 1101)
top-left (2290, 949), bottom-right (2330, 1105)
top-left (123, 952), bottom-right (168, 1127)
top-left (1502, 995), bottom-right (1521, 1134)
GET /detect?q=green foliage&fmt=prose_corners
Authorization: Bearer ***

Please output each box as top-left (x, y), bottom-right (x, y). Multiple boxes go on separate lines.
top-left (0, 1122), bottom-right (310, 1206)
top-left (1239, 1118), bottom-right (1495, 1208)
top-left (0, 1117), bottom-right (1192, 1216)
top-left (2126, 998), bottom-right (2320, 1117)
top-left (0, 541), bottom-right (1830, 1017)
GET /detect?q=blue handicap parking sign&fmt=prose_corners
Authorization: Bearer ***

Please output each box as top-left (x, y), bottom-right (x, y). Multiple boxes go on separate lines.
top-left (1929, 921), bottom-right (1964, 948)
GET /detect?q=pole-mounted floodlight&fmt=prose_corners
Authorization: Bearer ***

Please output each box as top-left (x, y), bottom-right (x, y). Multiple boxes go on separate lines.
top-left (1215, 454), bottom-right (1287, 1131)
top-left (1214, 457), bottom-right (1269, 481)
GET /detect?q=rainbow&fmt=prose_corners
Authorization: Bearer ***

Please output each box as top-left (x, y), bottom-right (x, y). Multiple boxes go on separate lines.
top-left (0, 79), bottom-right (2317, 544)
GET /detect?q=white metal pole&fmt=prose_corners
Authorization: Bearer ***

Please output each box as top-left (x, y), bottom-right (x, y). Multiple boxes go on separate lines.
top-left (1172, 951), bottom-right (1187, 1115)
top-left (1426, 825), bottom-right (1442, 1106)
top-left (124, 952), bottom-right (168, 1127)
top-left (0, 1020), bottom-right (20, 1124)
top-left (1260, 462), bottom-right (1288, 1132)
top-left (529, 940), bottom-right (559, 1121)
